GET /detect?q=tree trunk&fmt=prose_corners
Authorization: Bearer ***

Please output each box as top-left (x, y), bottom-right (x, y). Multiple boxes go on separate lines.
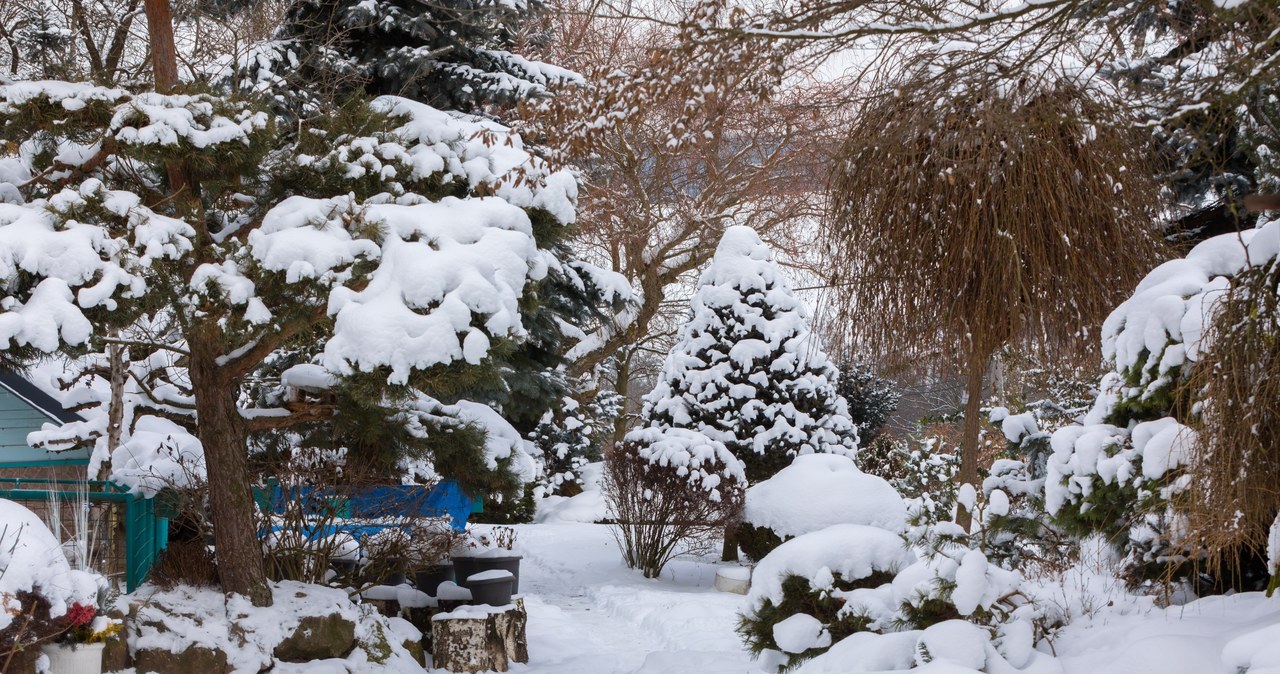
top-left (142, 0), bottom-right (179, 90)
top-left (954, 348), bottom-right (987, 532)
top-left (720, 524), bottom-right (739, 562)
top-left (141, 0), bottom-right (191, 205)
top-left (102, 339), bottom-right (125, 481)
top-left (188, 327), bottom-right (273, 607)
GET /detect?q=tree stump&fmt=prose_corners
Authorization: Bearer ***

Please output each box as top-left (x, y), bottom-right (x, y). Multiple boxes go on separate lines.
top-left (430, 599), bottom-right (527, 673)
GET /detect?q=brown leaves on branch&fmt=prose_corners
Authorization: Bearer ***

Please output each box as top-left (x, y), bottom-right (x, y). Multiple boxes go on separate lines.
top-left (828, 69), bottom-right (1169, 368)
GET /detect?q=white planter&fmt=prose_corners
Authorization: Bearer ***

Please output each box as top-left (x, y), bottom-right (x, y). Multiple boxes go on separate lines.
top-left (41, 641), bottom-right (104, 674)
top-left (714, 566), bottom-right (752, 595)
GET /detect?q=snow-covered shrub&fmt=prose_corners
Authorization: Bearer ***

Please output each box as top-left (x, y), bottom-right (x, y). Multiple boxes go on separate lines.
top-left (531, 385), bottom-right (622, 497)
top-left (738, 524), bottom-right (914, 669)
top-left (1045, 222), bottom-right (1280, 590)
top-left (604, 427), bottom-right (745, 578)
top-left (739, 519), bottom-right (1040, 672)
top-left (978, 408), bottom-right (1075, 572)
top-left (834, 358), bottom-right (896, 447)
top-left (837, 361), bottom-right (900, 445)
top-left (859, 434), bottom-right (960, 527)
top-left (0, 500), bottom-right (107, 668)
top-left (642, 226), bottom-right (858, 485)
top-left (736, 454), bottom-right (906, 561)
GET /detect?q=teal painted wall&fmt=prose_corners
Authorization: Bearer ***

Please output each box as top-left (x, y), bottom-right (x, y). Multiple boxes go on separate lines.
top-left (0, 387), bottom-right (89, 466)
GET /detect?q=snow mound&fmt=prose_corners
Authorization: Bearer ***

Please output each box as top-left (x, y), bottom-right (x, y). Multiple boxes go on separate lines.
top-left (742, 454), bottom-right (907, 537)
top-left (794, 630), bottom-right (921, 673)
top-left (773, 613), bottom-right (831, 654)
top-left (916, 620), bottom-right (988, 670)
top-left (0, 499), bottom-right (102, 630)
top-left (746, 524), bottom-right (914, 615)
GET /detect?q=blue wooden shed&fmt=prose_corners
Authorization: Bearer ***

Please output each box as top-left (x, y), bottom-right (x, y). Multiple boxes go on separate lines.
top-left (0, 369), bottom-right (168, 591)
top-left (0, 369), bottom-right (89, 468)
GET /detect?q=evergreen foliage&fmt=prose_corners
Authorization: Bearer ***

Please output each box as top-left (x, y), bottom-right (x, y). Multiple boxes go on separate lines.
top-left (263, 0), bottom-right (578, 114)
top-left (641, 226), bottom-right (858, 484)
top-left (531, 382), bottom-right (622, 496)
top-left (837, 361), bottom-right (899, 445)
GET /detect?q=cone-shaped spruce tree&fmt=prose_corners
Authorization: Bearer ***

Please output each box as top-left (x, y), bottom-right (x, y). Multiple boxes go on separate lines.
top-left (642, 226), bottom-right (858, 484)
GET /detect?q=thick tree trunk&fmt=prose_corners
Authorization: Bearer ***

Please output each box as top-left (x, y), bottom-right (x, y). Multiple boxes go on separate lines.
top-left (954, 348), bottom-right (987, 532)
top-left (141, 0), bottom-right (191, 205)
top-left (141, 0), bottom-right (179, 90)
top-left (188, 327), bottom-right (273, 607)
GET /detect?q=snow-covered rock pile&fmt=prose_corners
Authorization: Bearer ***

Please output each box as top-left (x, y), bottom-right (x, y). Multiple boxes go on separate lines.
top-left (738, 454), bottom-right (906, 560)
top-left (124, 580), bottom-right (424, 673)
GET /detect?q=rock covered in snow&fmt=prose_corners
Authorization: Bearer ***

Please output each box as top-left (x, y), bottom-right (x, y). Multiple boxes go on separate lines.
top-left (742, 454), bottom-right (908, 538)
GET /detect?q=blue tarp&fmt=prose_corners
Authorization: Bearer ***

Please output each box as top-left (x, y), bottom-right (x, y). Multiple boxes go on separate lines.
top-left (258, 478), bottom-right (473, 539)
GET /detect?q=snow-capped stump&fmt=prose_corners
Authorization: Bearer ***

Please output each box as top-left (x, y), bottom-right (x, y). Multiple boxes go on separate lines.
top-left (737, 454), bottom-right (907, 560)
top-left (430, 599), bottom-right (528, 673)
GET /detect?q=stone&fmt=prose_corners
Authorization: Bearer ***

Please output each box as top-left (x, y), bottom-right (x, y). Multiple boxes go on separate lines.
top-left (430, 598), bottom-right (528, 673)
top-left (133, 645), bottom-right (230, 674)
top-left (402, 638), bottom-right (426, 666)
top-left (273, 613), bottom-right (357, 662)
top-left (102, 608), bottom-right (131, 672)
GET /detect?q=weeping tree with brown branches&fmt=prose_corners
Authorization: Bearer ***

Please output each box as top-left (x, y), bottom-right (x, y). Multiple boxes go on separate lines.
top-left (828, 67), bottom-right (1169, 529)
top-left (1182, 256), bottom-right (1280, 590)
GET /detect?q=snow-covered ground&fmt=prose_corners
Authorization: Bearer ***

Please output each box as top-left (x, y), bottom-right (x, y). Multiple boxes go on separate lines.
top-left (513, 523), bottom-right (764, 674)
top-left (83, 520), bottom-right (1280, 673)
top-left (500, 522), bottom-right (1280, 674)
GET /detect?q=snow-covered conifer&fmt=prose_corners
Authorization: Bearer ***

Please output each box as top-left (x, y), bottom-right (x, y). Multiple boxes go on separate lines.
top-left (258, 0), bottom-right (580, 114)
top-left (642, 226), bottom-right (857, 483)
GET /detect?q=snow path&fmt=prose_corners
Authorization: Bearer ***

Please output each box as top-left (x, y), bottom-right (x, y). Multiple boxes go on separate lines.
top-left (504, 523), bottom-right (767, 674)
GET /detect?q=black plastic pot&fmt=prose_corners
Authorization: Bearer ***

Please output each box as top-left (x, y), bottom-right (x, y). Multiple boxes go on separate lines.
top-left (465, 571), bottom-right (515, 607)
top-left (454, 555), bottom-right (522, 594)
top-left (413, 564), bottom-right (455, 596)
top-left (329, 558), bottom-right (358, 578)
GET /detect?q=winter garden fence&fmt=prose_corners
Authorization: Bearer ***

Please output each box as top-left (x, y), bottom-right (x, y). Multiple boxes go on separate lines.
top-left (0, 478), bottom-right (167, 592)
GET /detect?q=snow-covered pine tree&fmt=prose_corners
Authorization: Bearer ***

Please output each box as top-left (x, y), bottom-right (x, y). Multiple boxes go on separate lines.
top-left (642, 226), bottom-right (858, 484)
top-left (0, 74), bottom-right (586, 605)
top-left (264, 0), bottom-right (579, 113)
top-left (837, 360), bottom-right (900, 445)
